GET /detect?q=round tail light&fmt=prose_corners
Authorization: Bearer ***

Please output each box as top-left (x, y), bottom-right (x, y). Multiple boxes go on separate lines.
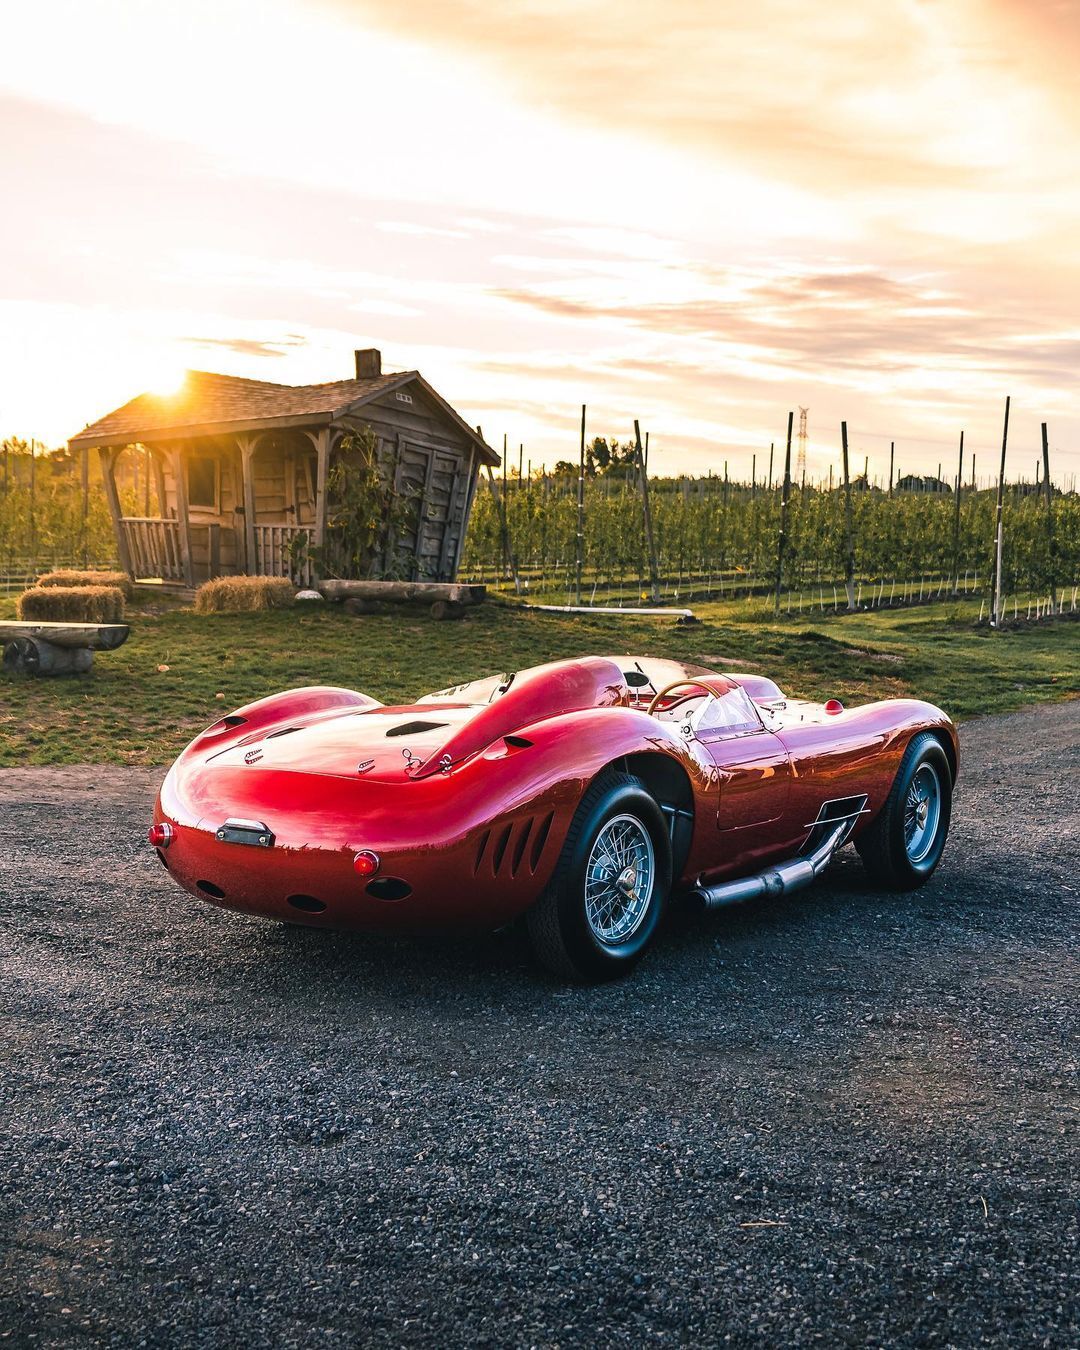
top-left (353, 849), bottom-right (380, 877)
top-left (824, 699), bottom-right (844, 715)
top-left (148, 822), bottom-right (174, 848)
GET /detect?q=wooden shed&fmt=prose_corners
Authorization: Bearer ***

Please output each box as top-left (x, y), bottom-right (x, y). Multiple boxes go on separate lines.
top-left (69, 349), bottom-right (498, 587)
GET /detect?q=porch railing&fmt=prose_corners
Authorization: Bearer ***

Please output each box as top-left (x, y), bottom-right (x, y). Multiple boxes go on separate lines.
top-left (120, 517), bottom-right (184, 581)
top-left (254, 524), bottom-right (313, 586)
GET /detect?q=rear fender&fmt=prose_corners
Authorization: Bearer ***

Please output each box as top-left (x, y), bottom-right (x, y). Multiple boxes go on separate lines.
top-left (412, 657), bottom-right (627, 778)
top-left (184, 686), bottom-right (381, 758)
top-left (451, 705), bottom-right (713, 895)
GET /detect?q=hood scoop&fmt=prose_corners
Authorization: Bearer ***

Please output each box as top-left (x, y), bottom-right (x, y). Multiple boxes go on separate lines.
top-left (385, 720), bottom-right (448, 738)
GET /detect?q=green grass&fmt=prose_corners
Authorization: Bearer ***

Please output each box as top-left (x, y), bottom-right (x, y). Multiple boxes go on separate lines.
top-left (0, 592), bottom-right (1077, 766)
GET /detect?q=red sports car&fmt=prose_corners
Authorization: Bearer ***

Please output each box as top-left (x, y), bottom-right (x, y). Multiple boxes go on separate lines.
top-left (150, 656), bottom-right (956, 980)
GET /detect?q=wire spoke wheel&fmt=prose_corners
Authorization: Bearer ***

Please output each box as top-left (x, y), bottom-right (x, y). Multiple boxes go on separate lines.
top-left (903, 762), bottom-right (941, 864)
top-left (584, 814), bottom-right (655, 946)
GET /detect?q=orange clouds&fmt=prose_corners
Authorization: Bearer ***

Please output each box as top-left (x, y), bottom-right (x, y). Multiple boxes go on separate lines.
top-left (0, 0), bottom-right (1077, 474)
top-left (331, 0), bottom-right (1076, 201)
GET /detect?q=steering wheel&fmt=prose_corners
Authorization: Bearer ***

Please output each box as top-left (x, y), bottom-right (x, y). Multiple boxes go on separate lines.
top-left (646, 677), bottom-right (731, 716)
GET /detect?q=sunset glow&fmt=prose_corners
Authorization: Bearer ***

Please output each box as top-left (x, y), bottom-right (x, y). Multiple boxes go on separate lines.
top-left (2, 0), bottom-right (1078, 478)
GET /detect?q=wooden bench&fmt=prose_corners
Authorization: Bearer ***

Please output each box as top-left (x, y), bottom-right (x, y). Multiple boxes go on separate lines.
top-left (0, 622), bottom-right (130, 676)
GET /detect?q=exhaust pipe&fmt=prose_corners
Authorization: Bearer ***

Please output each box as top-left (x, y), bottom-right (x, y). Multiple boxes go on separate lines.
top-left (690, 820), bottom-right (850, 910)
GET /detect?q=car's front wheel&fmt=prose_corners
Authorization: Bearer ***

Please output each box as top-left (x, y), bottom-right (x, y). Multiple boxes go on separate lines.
top-left (526, 770), bottom-right (671, 981)
top-left (856, 732), bottom-right (952, 890)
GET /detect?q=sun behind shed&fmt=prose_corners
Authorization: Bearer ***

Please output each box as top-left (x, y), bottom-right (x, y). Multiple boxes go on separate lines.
top-left (69, 349), bottom-right (499, 588)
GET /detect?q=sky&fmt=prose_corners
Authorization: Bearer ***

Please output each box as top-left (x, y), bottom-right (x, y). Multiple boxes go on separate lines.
top-left (0, 0), bottom-right (1078, 481)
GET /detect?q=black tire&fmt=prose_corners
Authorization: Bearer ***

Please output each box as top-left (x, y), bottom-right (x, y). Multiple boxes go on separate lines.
top-left (526, 770), bottom-right (671, 982)
top-left (856, 732), bottom-right (952, 890)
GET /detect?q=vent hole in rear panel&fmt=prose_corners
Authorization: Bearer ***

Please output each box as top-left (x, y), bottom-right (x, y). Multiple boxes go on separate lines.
top-left (287, 894), bottom-right (326, 913)
top-left (365, 877), bottom-right (412, 902)
top-left (197, 880), bottom-right (226, 899)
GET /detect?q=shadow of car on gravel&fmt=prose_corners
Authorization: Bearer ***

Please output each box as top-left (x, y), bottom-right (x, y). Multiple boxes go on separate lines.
top-left (231, 849), bottom-right (950, 995)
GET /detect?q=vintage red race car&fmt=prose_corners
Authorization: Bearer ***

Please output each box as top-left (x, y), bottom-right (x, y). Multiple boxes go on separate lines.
top-left (150, 655), bottom-right (957, 980)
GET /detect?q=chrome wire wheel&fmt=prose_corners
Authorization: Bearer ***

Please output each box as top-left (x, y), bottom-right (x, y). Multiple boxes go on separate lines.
top-left (904, 762), bottom-right (941, 864)
top-left (584, 814), bottom-right (655, 946)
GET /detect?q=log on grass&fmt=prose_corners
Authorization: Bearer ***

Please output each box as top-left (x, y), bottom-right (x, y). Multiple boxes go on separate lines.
top-left (319, 580), bottom-right (486, 606)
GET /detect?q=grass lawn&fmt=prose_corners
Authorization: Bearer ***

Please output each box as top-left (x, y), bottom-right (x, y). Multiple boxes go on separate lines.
top-left (0, 592), bottom-right (1077, 766)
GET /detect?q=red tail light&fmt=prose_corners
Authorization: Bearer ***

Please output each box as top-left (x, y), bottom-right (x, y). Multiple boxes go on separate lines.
top-left (824, 699), bottom-right (844, 715)
top-left (148, 822), bottom-right (174, 848)
top-left (353, 849), bottom-right (380, 877)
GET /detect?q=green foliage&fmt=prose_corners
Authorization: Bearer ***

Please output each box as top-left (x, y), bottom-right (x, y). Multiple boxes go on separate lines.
top-left (318, 426), bottom-right (418, 580)
top-left (463, 475), bottom-right (1080, 598)
top-left (0, 439), bottom-right (123, 569)
top-left (3, 433), bottom-right (1077, 604)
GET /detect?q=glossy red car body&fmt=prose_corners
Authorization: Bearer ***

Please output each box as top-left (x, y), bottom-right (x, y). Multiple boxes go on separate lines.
top-left (151, 655), bottom-right (957, 932)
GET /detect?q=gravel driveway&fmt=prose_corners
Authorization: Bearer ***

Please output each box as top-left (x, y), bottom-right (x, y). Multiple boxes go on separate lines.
top-left (1, 701), bottom-right (1077, 1347)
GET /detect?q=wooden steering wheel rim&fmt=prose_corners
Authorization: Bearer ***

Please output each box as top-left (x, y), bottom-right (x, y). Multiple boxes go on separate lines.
top-left (645, 677), bottom-right (732, 716)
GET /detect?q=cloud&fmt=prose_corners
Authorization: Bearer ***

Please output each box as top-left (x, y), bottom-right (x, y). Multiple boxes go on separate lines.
top-left (186, 335), bottom-right (309, 359)
top-left (3, 4), bottom-right (1078, 471)
top-left (329, 0), bottom-right (1078, 210)
top-left (376, 221), bottom-right (470, 239)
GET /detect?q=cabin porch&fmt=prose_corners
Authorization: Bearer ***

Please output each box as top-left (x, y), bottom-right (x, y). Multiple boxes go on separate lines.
top-left (100, 428), bottom-right (326, 587)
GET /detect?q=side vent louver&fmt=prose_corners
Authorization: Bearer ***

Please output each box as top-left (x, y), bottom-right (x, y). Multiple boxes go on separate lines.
top-left (475, 812), bottom-right (556, 878)
top-left (510, 818), bottom-right (533, 876)
top-left (530, 811), bottom-right (554, 874)
top-left (491, 824), bottom-right (513, 874)
top-left (474, 828), bottom-right (491, 873)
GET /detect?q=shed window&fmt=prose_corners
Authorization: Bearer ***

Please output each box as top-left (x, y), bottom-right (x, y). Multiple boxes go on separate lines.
top-left (187, 456), bottom-right (219, 510)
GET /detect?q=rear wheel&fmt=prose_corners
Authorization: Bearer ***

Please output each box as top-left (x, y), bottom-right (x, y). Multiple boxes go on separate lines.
top-left (526, 771), bottom-right (671, 981)
top-left (856, 732), bottom-right (952, 890)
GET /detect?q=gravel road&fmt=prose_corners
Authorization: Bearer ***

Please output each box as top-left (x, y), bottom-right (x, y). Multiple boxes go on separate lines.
top-left (1, 701), bottom-right (1077, 1348)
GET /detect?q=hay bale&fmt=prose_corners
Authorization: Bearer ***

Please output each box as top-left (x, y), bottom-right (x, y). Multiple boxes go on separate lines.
top-left (36, 569), bottom-right (135, 601)
top-left (194, 576), bottom-right (295, 614)
top-left (17, 585), bottom-right (126, 624)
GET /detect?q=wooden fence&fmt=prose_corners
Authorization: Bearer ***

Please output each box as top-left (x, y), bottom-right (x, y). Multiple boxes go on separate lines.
top-left (254, 524), bottom-right (312, 587)
top-left (120, 517), bottom-right (184, 581)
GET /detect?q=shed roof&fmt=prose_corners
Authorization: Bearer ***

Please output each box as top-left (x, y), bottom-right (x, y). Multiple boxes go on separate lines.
top-left (69, 368), bottom-right (499, 464)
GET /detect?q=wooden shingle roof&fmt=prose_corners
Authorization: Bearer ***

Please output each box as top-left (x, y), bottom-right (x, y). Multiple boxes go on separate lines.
top-left (69, 368), bottom-right (499, 464)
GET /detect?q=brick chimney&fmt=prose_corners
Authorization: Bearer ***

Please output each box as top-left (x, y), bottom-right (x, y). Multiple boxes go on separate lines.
top-left (354, 348), bottom-right (381, 379)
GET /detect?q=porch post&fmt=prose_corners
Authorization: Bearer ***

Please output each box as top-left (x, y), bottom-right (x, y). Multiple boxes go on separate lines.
top-left (313, 426), bottom-right (331, 578)
top-left (238, 433), bottom-right (257, 574)
top-left (98, 445), bottom-right (134, 576)
top-left (168, 446), bottom-right (196, 588)
top-left (149, 448), bottom-right (168, 517)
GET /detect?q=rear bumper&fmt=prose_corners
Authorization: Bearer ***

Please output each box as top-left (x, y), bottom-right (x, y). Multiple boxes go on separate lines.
top-left (154, 815), bottom-right (551, 932)
top-left (151, 758), bottom-right (572, 931)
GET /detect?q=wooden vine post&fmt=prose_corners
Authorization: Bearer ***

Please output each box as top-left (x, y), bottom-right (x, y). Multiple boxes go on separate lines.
top-left (575, 405), bottom-right (586, 605)
top-left (485, 463), bottom-right (519, 593)
top-left (634, 419), bottom-right (660, 603)
top-left (1041, 422), bottom-right (1056, 609)
top-left (990, 395), bottom-right (1010, 627)
top-left (841, 421), bottom-right (856, 610)
top-left (774, 412), bottom-right (793, 616)
top-left (951, 430), bottom-right (964, 594)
